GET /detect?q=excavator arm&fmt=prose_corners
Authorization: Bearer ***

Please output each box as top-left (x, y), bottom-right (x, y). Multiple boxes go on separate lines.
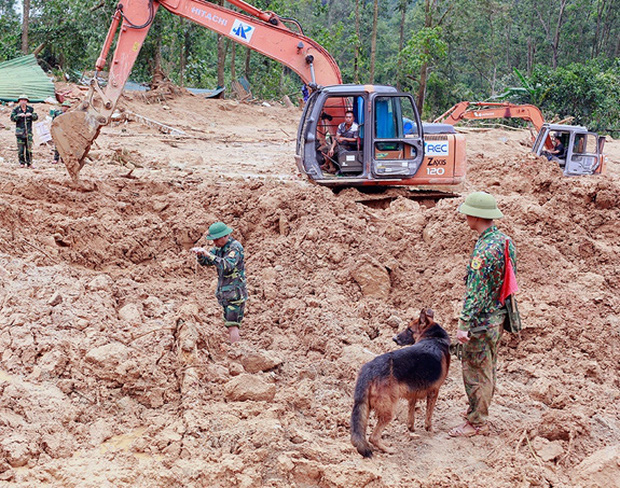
top-left (434, 101), bottom-right (545, 130)
top-left (433, 101), bottom-right (552, 149)
top-left (52, 0), bottom-right (342, 181)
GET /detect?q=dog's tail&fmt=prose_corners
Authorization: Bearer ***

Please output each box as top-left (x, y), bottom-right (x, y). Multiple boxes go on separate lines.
top-left (350, 367), bottom-right (373, 458)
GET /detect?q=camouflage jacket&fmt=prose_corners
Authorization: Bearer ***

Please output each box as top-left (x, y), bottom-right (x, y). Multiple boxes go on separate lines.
top-left (458, 226), bottom-right (517, 331)
top-left (198, 238), bottom-right (248, 303)
top-left (10, 105), bottom-right (38, 137)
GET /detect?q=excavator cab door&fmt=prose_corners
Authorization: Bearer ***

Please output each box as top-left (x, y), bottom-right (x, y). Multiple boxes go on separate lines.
top-left (295, 91), bottom-right (324, 180)
top-left (369, 93), bottom-right (424, 178)
top-left (532, 127), bottom-right (551, 156)
top-left (564, 132), bottom-right (601, 176)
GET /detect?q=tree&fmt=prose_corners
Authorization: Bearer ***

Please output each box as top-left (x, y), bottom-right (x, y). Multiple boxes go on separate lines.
top-left (0, 0), bottom-right (21, 61)
top-left (534, 0), bottom-right (568, 69)
top-left (591, 0), bottom-right (620, 58)
top-left (413, 0), bottom-right (453, 112)
top-left (354, 0), bottom-right (361, 83)
top-left (369, 0), bottom-right (379, 83)
top-left (396, 0), bottom-right (411, 90)
top-left (21, 0), bottom-right (29, 54)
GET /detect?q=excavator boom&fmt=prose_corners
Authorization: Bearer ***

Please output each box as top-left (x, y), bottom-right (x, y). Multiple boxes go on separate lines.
top-left (434, 101), bottom-right (546, 130)
top-left (433, 101), bottom-right (552, 149)
top-left (52, 0), bottom-right (342, 181)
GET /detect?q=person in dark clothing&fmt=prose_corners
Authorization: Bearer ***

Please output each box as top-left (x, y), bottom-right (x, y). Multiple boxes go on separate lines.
top-left (545, 135), bottom-right (566, 161)
top-left (10, 95), bottom-right (39, 167)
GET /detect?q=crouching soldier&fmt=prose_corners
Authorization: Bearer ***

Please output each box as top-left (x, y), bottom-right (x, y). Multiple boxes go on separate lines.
top-left (192, 222), bottom-right (248, 343)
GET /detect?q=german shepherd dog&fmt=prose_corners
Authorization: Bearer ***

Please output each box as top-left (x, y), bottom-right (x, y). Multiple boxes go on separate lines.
top-left (350, 309), bottom-right (451, 458)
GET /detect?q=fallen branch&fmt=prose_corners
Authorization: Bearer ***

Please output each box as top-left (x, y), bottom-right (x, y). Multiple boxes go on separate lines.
top-left (124, 110), bottom-right (186, 136)
top-left (70, 387), bottom-right (96, 404)
top-left (129, 326), bottom-right (175, 344)
top-left (525, 433), bottom-right (544, 469)
top-left (21, 239), bottom-right (59, 264)
top-left (515, 428), bottom-right (527, 458)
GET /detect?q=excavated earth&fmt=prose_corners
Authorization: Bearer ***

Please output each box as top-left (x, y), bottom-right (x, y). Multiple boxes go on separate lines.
top-left (0, 85), bottom-right (619, 488)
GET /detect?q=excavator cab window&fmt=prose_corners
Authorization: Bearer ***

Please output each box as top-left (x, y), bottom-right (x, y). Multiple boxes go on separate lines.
top-left (371, 95), bottom-right (424, 178)
top-left (373, 96), bottom-right (418, 156)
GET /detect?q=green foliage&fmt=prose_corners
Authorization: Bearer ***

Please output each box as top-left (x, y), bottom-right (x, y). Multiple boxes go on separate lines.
top-left (1, 0), bottom-right (617, 127)
top-left (490, 68), bottom-right (553, 106)
top-left (528, 59), bottom-right (620, 134)
top-left (0, 0), bottom-right (21, 61)
top-left (400, 26), bottom-right (447, 74)
top-left (29, 0), bottom-right (107, 72)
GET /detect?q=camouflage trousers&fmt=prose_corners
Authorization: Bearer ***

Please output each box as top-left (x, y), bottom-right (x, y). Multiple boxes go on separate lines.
top-left (17, 135), bottom-right (33, 166)
top-left (462, 314), bottom-right (504, 426)
top-left (220, 299), bottom-right (246, 328)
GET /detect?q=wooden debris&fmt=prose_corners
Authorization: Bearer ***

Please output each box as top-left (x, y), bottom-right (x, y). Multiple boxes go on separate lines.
top-left (124, 110), bottom-right (186, 136)
top-left (282, 95), bottom-right (294, 108)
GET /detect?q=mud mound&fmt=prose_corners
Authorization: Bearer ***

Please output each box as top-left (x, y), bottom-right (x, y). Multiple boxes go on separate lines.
top-left (0, 90), bottom-right (619, 487)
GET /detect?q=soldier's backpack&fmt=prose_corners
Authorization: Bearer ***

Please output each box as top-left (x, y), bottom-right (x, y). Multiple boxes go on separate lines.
top-left (503, 295), bottom-right (522, 334)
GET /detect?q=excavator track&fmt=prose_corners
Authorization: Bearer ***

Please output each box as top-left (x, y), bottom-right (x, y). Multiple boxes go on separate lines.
top-left (343, 188), bottom-right (460, 209)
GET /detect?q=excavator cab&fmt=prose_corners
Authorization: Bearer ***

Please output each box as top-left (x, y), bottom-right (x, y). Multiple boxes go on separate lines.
top-left (533, 123), bottom-right (606, 176)
top-left (296, 85), bottom-right (429, 187)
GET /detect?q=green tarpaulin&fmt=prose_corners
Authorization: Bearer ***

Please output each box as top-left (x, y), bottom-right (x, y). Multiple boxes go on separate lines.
top-left (0, 54), bottom-right (56, 103)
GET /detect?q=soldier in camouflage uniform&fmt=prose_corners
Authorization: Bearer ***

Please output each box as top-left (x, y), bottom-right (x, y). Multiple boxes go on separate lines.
top-left (10, 95), bottom-right (39, 167)
top-left (449, 191), bottom-right (517, 437)
top-left (50, 101), bottom-right (71, 164)
top-left (192, 222), bottom-right (248, 343)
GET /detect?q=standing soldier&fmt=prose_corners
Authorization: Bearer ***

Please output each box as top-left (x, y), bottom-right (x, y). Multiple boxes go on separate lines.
top-left (10, 95), bottom-right (39, 167)
top-left (449, 191), bottom-right (517, 437)
top-left (50, 101), bottom-right (71, 164)
top-left (191, 222), bottom-right (248, 344)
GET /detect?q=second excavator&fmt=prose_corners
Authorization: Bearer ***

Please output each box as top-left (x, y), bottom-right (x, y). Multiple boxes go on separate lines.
top-left (434, 101), bottom-right (607, 176)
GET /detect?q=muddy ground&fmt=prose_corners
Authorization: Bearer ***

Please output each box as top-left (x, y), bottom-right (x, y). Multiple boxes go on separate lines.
top-left (0, 86), bottom-right (619, 488)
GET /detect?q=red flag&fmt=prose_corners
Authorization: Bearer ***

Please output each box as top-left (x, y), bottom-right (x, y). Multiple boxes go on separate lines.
top-left (499, 239), bottom-right (518, 305)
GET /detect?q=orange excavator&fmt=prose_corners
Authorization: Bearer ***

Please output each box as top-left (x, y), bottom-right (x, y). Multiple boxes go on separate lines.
top-left (52, 0), bottom-right (466, 188)
top-left (434, 101), bottom-right (607, 176)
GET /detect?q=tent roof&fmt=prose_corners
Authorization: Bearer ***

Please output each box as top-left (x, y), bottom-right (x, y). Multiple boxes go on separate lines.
top-left (0, 54), bottom-right (56, 103)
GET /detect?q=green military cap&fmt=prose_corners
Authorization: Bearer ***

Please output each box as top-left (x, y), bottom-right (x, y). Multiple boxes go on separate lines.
top-left (61, 100), bottom-right (72, 107)
top-left (458, 191), bottom-right (504, 219)
top-left (205, 222), bottom-right (233, 240)
top-left (18, 94), bottom-right (29, 101)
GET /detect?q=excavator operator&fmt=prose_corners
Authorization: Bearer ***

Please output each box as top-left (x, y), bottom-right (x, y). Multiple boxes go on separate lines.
top-left (329, 110), bottom-right (359, 155)
top-left (325, 110), bottom-right (360, 175)
top-left (544, 135), bottom-right (566, 162)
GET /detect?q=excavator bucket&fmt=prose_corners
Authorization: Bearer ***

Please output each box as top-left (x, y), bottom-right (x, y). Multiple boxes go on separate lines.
top-left (51, 110), bottom-right (102, 182)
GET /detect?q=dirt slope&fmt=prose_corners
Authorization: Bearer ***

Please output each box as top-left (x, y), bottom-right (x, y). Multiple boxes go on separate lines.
top-left (0, 88), bottom-right (619, 488)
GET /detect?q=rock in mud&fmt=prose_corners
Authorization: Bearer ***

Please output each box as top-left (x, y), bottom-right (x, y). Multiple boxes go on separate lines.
top-left (224, 374), bottom-right (276, 402)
